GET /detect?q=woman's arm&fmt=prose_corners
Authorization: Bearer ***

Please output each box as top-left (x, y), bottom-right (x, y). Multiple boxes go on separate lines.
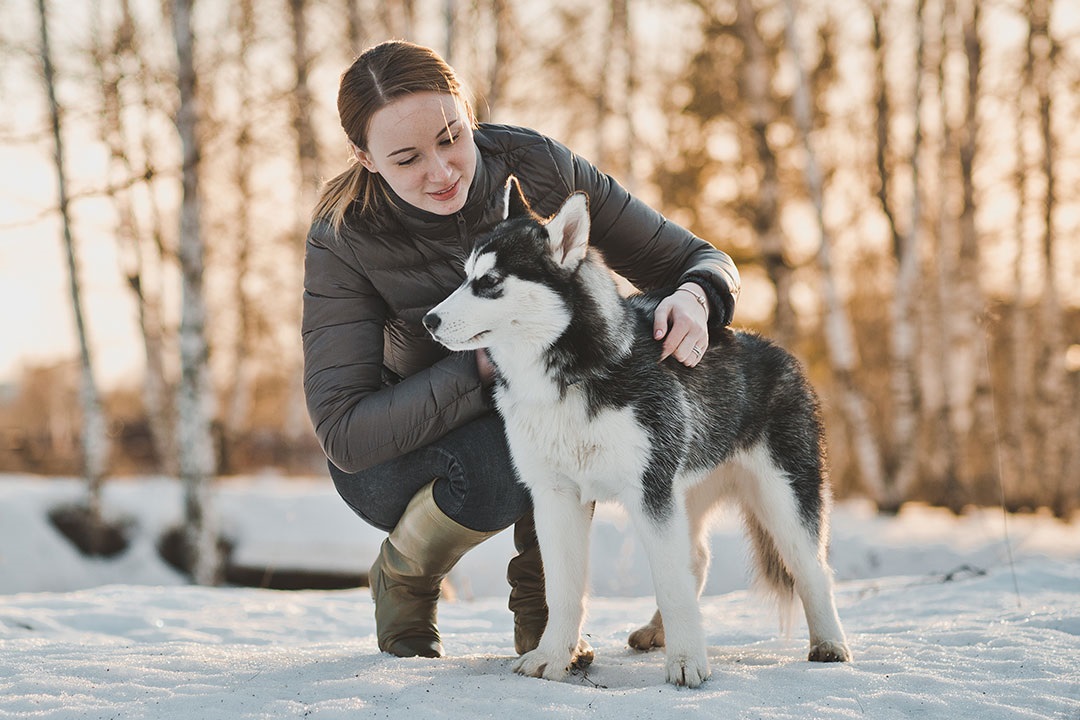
top-left (523, 134), bottom-right (738, 365)
top-left (302, 233), bottom-right (490, 473)
top-left (565, 147), bottom-right (741, 326)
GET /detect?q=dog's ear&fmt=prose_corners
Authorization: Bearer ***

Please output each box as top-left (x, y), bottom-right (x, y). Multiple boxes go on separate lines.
top-left (502, 176), bottom-right (532, 220)
top-left (544, 192), bottom-right (590, 269)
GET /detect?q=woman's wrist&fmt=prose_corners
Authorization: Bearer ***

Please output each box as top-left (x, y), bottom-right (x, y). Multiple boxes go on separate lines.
top-left (676, 284), bottom-right (709, 319)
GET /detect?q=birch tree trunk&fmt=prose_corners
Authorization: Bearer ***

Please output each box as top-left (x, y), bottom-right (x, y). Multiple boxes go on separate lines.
top-left (735, 0), bottom-right (794, 346)
top-left (172, 0), bottom-right (220, 586)
top-left (1006, 0), bottom-right (1034, 506)
top-left (220, 0), bottom-right (259, 473)
top-left (91, 0), bottom-right (174, 474)
top-left (869, 0), bottom-right (922, 506)
top-left (781, 0), bottom-right (888, 505)
top-left (887, 0), bottom-right (924, 505)
top-left (954, 0), bottom-right (998, 505)
top-left (871, 1), bottom-right (902, 259)
top-left (1027, 0), bottom-right (1069, 515)
top-left (37, 0), bottom-right (109, 519)
top-left (926, 0), bottom-right (962, 505)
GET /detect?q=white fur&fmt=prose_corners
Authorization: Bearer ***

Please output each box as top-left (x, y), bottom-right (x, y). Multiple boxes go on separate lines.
top-left (624, 445), bottom-right (850, 673)
top-left (496, 362), bottom-right (710, 686)
top-left (466, 249), bottom-right (496, 279)
top-left (429, 274), bottom-right (570, 353)
top-left (727, 444), bottom-right (847, 655)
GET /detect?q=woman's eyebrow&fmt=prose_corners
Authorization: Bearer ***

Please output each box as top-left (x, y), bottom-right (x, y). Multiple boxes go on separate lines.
top-left (386, 119), bottom-right (461, 158)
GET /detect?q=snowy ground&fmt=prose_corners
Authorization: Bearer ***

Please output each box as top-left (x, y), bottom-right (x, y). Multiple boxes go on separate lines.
top-left (1, 474), bottom-right (1078, 719)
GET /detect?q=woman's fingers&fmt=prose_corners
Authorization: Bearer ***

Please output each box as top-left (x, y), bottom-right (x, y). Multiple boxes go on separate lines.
top-left (654, 296), bottom-right (708, 367)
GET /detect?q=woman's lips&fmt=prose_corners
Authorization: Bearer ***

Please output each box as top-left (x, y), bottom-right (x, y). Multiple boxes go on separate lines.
top-left (429, 179), bottom-right (460, 202)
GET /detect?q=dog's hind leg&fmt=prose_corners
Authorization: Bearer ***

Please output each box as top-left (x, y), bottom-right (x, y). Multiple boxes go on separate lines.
top-left (511, 484), bottom-right (593, 682)
top-left (627, 474), bottom-right (724, 651)
top-left (736, 443), bottom-right (851, 663)
top-left (628, 490), bottom-right (711, 687)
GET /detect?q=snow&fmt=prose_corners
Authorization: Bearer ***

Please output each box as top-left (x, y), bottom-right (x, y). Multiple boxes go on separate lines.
top-left (1, 473), bottom-right (1078, 719)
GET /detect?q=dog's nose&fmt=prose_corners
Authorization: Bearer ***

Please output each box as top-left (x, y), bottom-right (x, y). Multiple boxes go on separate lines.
top-left (423, 312), bottom-right (441, 333)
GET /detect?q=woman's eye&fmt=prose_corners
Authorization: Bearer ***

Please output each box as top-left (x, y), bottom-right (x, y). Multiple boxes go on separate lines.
top-left (396, 156), bottom-right (418, 167)
top-left (440, 133), bottom-right (460, 146)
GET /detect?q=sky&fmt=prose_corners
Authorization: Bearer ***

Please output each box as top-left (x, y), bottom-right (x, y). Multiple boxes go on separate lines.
top-left (0, 152), bottom-right (139, 386)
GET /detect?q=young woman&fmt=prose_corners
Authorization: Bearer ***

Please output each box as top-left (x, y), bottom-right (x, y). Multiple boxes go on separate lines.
top-left (303, 40), bottom-right (740, 660)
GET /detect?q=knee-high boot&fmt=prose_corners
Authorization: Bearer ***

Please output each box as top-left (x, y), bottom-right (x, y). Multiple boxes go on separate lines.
top-left (369, 481), bottom-right (496, 658)
top-left (506, 511), bottom-right (547, 655)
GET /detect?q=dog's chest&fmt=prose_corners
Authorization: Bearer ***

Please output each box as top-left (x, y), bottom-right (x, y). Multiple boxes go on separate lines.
top-left (496, 386), bottom-right (650, 500)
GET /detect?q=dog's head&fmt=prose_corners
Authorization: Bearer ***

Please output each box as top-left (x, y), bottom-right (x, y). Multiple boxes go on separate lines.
top-left (423, 177), bottom-right (591, 352)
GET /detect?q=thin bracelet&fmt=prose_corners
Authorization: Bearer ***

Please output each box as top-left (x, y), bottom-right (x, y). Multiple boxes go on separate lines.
top-left (676, 287), bottom-right (709, 314)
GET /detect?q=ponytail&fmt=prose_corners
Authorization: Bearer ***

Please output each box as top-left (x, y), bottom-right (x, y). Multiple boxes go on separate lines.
top-left (311, 161), bottom-right (385, 233)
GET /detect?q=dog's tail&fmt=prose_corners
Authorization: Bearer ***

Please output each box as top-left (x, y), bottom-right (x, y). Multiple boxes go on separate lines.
top-left (743, 512), bottom-right (798, 633)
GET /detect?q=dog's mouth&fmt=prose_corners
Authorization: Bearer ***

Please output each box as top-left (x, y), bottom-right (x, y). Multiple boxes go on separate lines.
top-left (468, 330), bottom-right (491, 344)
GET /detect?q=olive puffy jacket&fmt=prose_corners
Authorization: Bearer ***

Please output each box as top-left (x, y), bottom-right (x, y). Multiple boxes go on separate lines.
top-left (303, 124), bottom-right (741, 474)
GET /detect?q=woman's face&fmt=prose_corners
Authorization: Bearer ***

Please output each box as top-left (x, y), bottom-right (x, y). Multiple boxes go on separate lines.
top-left (356, 92), bottom-right (476, 216)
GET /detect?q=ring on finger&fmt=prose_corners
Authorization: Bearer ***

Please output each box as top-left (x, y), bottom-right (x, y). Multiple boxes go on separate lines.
top-left (691, 345), bottom-right (703, 357)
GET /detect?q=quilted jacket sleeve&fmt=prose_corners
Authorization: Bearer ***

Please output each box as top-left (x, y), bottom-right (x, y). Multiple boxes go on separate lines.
top-left (301, 227), bottom-right (490, 474)
top-left (540, 136), bottom-right (741, 327)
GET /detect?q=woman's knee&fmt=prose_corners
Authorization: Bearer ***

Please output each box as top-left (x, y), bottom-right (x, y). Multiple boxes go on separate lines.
top-left (327, 459), bottom-right (399, 532)
top-left (429, 416), bottom-right (532, 532)
top-left (326, 414), bottom-right (533, 534)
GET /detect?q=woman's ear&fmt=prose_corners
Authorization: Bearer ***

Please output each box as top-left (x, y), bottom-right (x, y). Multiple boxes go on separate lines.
top-left (350, 141), bottom-right (378, 173)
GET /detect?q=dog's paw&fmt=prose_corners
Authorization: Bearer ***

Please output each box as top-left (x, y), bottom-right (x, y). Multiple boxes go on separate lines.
top-left (571, 637), bottom-right (595, 668)
top-left (664, 650), bottom-right (710, 688)
top-left (808, 640), bottom-right (852, 663)
top-left (628, 623), bottom-right (665, 651)
top-left (512, 647), bottom-right (571, 682)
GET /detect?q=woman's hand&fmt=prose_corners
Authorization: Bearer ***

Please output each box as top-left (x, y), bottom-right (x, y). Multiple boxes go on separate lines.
top-left (653, 283), bottom-right (710, 367)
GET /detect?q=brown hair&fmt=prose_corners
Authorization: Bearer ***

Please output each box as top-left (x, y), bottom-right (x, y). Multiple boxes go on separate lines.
top-left (312, 41), bottom-right (475, 232)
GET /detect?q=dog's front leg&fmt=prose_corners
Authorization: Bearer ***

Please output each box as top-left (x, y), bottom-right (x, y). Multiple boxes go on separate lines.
top-left (629, 499), bottom-right (710, 688)
top-left (511, 484), bottom-right (591, 682)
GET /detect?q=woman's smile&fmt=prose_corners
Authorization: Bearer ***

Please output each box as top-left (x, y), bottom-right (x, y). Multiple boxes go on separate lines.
top-left (429, 179), bottom-right (461, 203)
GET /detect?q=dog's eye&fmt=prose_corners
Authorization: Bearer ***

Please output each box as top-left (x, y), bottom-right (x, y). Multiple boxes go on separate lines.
top-left (472, 273), bottom-right (503, 296)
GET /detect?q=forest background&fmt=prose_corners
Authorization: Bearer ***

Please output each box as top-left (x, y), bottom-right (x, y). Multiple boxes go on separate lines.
top-left (1, 0), bottom-right (1078, 579)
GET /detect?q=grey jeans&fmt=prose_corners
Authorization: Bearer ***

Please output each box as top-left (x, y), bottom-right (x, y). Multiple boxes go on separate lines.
top-left (328, 412), bottom-right (532, 533)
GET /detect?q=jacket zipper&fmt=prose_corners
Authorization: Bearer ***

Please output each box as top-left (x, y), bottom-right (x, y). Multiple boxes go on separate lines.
top-left (455, 213), bottom-right (469, 254)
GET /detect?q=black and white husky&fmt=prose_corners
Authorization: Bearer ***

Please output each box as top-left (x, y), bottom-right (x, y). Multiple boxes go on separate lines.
top-left (424, 178), bottom-right (851, 687)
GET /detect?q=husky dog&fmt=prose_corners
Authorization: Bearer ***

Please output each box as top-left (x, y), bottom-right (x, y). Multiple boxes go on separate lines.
top-left (424, 178), bottom-right (851, 687)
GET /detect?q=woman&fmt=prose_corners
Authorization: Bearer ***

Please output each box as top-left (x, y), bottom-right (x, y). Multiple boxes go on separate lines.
top-left (303, 40), bottom-right (740, 660)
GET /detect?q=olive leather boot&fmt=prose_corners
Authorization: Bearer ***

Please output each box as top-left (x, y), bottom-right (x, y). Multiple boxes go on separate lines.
top-left (507, 511), bottom-right (594, 666)
top-left (369, 481), bottom-right (496, 657)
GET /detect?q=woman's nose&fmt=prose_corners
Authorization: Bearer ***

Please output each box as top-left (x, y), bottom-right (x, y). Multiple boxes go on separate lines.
top-left (428, 154), bottom-right (453, 180)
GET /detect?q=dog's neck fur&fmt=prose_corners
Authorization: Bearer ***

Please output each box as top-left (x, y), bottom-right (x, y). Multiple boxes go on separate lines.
top-left (490, 250), bottom-right (634, 401)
